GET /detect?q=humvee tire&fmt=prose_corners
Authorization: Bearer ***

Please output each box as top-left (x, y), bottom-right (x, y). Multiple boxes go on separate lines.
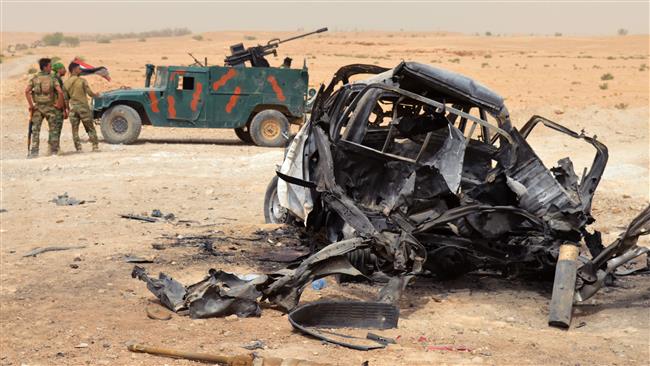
top-left (100, 104), bottom-right (142, 144)
top-left (234, 125), bottom-right (253, 143)
top-left (250, 110), bottom-right (289, 147)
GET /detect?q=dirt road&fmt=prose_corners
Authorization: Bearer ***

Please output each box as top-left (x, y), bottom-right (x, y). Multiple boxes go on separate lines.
top-left (0, 55), bottom-right (34, 80)
top-left (0, 32), bottom-right (648, 365)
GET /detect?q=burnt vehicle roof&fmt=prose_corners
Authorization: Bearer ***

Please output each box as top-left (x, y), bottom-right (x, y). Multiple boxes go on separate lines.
top-left (324, 62), bottom-right (506, 116)
top-left (394, 62), bottom-right (505, 113)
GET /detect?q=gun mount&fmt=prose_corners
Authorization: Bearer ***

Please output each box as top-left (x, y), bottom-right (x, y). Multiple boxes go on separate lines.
top-left (224, 27), bottom-right (328, 68)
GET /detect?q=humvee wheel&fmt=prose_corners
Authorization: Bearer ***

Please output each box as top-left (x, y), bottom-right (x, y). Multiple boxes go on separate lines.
top-left (100, 104), bottom-right (142, 144)
top-left (234, 125), bottom-right (253, 143)
top-left (250, 110), bottom-right (289, 147)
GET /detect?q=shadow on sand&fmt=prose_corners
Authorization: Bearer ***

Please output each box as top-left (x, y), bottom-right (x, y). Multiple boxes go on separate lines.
top-left (132, 137), bottom-right (249, 146)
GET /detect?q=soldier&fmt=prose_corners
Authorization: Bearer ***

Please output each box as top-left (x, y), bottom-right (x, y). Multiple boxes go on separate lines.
top-left (24, 58), bottom-right (65, 158)
top-left (50, 62), bottom-right (68, 154)
top-left (64, 62), bottom-right (100, 152)
top-left (281, 57), bottom-right (292, 68)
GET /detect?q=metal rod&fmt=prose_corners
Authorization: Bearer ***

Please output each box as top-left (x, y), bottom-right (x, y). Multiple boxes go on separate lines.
top-left (381, 124), bottom-right (395, 153)
top-left (548, 244), bottom-right (579, 329)
top-left (127, 343), bottom-right (243, 365)
top-left (381, 96), bottom-right (404, 153)
top-left (467, 122), bottom-right (478, 140)
top-left (127, 343), bottom-right (331, 366)
top-left (278, 27), bottom-right (328, 44)
top-left (415, 131), bottom-right (433, 164)
top-left (457, 106), bottom-right (469, 133)
top-left (479, 109), bottom-right (491, 143)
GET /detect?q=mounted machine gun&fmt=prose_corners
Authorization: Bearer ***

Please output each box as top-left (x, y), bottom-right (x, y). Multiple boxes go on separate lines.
top-left (224, 27), bottom-right (328, 67)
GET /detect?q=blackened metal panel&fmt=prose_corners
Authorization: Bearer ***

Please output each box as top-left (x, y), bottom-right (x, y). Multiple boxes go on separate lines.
top-left (394, 62), bottom-right (504, 113)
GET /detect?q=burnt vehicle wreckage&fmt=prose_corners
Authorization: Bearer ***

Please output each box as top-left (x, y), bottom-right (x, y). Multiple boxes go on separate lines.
top-left (134, 61), bottom-right (649, 343)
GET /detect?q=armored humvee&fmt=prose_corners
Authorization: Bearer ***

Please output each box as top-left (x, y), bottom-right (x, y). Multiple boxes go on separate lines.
top-left (92, 28), bottom-right (327, 147)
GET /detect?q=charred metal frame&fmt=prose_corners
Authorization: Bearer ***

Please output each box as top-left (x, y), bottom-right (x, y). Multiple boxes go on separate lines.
top-left (333, 83), bottom-right (514, 146)
top-left (132, 62), bottom-right (650, 333)
top-left (265, 62), bottom-right (649, 328)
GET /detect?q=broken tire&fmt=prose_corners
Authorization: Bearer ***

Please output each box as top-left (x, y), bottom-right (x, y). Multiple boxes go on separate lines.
top-left (234, 126), bottom-right (253, 144)
top-left (264, 175), bottom-right (291, 224)
top-left (100, 104), bottom-right (142, 144)
top-left (249, 110), bottom-right (289, 147)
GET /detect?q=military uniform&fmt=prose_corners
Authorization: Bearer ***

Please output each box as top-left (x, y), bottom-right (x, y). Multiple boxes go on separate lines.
top-left (50, 65), bottom-right (66, 154)
top-left (28, 71), bottom-right (61, 156)
top-left (63, 75), bottom-right (99, 151)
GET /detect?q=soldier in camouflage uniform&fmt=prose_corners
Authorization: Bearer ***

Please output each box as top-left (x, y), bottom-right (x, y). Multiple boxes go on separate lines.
top-left (64, 62), bottom-right (101, 152)
top-left (50, 62), bottom-right (68, 154)
top-left (24, 58), bottom-right (65, 158)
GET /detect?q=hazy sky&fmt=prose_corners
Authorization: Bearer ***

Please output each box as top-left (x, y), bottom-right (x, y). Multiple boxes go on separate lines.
top-left (1, 1), bottom-right (648, 35)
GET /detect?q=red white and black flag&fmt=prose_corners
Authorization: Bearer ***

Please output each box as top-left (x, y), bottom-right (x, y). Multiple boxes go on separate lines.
top-left (72, 57), bottom-right (111, 81)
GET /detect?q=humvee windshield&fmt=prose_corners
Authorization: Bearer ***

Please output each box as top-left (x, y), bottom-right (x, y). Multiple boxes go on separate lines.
top-left (153, 68), bottom-right (168, 89)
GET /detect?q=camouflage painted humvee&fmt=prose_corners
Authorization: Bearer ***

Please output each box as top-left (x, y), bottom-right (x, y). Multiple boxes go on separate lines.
top-left (92, 29), bottom-right (329, 147)
top-left (92, 63), bottom-right (309, 147)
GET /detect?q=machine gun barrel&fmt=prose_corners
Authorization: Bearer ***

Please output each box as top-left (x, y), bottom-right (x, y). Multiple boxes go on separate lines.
top-left (271, 27), bottom-right (328, 46)
top-left (224, 27), bottom-right (328, 67)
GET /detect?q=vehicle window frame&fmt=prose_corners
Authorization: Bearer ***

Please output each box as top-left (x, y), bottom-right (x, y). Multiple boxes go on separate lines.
top-left (178, 76), bottom-right (195, 91)
top-left (330, 84), bottom-right (372, 142)
top-left (335, 84), bottom-right (513, 164)
top-left (153, 68), bottom-right (168, 89)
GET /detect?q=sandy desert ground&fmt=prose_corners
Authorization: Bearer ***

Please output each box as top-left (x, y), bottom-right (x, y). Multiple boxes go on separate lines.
top-left (0, 31), bottom-right (649, 365)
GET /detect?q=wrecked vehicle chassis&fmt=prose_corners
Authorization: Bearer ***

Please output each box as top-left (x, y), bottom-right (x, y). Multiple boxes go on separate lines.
top-left (266, 61), bottom-right (650, 327)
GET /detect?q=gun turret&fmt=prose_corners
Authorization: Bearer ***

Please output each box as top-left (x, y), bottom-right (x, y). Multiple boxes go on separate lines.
top-left (224, 27), bottom-right (328, 68)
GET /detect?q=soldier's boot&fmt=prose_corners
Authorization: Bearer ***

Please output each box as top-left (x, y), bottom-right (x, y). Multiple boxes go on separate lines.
top-left (46, 143), bottom-right (56, 156)
top-left (50, 142), bottom-right (61, 156)
top-left (29, 139), bottom-right (40, 158)
top-left (72, 125), bottom-right (82, 152)
top-left (89, 130), bottom-right (100, 152)
top-left (90, 134), bottom-right (100, 152)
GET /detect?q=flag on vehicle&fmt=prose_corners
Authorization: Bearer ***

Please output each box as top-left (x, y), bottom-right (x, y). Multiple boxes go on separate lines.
top-left (72, 57), bottom-right (111, 81)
